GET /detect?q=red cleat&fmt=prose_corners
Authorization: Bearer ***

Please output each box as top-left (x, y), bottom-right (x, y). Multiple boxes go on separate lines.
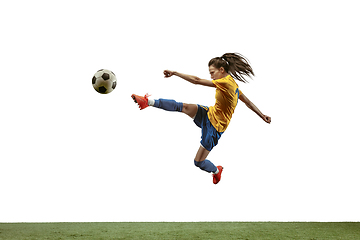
top-left (213, 166), bottom-right (223, 184)
top-left (131, 94), bottom-right (150, 110)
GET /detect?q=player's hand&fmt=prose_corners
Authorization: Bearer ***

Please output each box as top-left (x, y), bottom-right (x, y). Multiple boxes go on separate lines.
top-left (164, 70), bottom-right (175, 78)
top-left (262, 115), bottom-right (271, 124)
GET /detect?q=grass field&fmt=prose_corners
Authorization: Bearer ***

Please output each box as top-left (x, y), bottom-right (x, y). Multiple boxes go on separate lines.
top-left (0, 222), bottom-right (359, 240)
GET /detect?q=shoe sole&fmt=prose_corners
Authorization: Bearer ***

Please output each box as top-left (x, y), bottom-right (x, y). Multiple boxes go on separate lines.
top-left (132, 95), bottom-right (138, 103)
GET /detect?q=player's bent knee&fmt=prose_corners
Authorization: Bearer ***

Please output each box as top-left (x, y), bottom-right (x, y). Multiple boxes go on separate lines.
top-left (194, 160), bottom-right (204, 168)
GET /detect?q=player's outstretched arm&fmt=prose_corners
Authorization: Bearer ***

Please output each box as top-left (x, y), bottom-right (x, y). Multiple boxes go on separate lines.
top-left (239, 94), bottom-right (271, 124)
top-left (164, 70), bottom-right (215, 87)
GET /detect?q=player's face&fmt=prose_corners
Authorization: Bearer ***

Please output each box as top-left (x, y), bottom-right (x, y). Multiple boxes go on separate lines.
top-left (209, 65), bottom-right (225, 80)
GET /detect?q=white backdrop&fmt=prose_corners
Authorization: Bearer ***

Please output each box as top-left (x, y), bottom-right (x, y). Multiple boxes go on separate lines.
top-left (1, 0), bottom-right (359, 222)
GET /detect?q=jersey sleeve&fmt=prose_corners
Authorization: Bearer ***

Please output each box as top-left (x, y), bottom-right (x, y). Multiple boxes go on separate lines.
top-left (212, 78), bottom-right (242, 95)
top-left (212, 78), bottom-right (228, 92)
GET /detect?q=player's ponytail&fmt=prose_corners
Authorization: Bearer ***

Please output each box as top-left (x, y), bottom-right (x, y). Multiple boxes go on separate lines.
top-left (208, 53), bottom-right (254, 83)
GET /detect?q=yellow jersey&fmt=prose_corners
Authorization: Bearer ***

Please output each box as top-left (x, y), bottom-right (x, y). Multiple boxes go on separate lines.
top-left (208, 75), bottom-right (242, 132)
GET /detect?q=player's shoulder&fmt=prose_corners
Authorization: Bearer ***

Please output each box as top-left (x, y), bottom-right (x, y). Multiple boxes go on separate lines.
top-left (213, 75), bottom-right (231, 84)
top-left (214, 75), bottom-right (238, 88)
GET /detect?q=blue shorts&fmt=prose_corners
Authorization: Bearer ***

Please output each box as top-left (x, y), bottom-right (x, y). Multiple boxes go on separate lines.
top-left (193, 105), bottom-right (223, 151)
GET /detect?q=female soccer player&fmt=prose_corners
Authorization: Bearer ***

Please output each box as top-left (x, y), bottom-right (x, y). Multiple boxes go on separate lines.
top-left (132, 53), bottom-right (271, 184)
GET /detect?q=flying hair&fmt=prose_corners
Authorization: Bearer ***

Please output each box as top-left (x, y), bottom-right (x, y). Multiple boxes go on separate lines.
top-left (208, 53), bottom-right (254, 83)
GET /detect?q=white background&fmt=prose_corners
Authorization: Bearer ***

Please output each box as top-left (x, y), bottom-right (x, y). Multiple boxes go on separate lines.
top-left (1, 0), bottom-right (359, 222)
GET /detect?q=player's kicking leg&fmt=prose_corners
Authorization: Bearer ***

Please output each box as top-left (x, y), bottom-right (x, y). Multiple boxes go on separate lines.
top-left (131, 94), bottom-right (195, 117)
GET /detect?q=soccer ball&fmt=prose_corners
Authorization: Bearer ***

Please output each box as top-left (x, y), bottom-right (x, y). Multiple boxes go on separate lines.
top-left (92, 69), bottom-right (117, 94)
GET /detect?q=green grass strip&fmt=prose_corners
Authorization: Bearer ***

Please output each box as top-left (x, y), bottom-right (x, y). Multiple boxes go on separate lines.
top-left (1, 222), bottom-right (359, 240)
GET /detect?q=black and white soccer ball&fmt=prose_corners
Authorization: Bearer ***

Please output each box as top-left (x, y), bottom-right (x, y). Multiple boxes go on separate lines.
top-left (92, 69), bottom-right (117, 94)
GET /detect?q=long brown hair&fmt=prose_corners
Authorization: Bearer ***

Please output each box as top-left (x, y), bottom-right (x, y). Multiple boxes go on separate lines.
top-left (208, 53), bottom-right (254, 83)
